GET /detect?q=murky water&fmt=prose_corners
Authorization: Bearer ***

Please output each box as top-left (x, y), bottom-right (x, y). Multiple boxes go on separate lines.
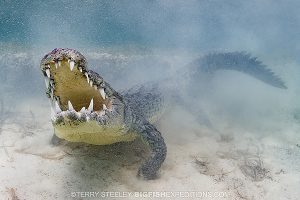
top-left (1, 1), bottom-right (300, 199)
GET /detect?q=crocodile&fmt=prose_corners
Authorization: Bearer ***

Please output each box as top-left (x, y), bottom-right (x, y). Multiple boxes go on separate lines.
top-left (40, 48), bottom-right (286, 179)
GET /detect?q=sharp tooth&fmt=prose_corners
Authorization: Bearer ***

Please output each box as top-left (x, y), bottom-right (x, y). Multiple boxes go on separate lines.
top-left (99, 88), bottom-right (105, 99)
top-left (55, 101), bottom-right (62, 113)
top-left (70, 61), bottom-right (75, 71)
top-left (90, 80), bottom-right (93, 87)
top-left (49, 99), bottom-right (54, 107)
top-left (58, 61), bottom-right (61, 67)
top-left (85, 73), bottom-right (89, 83)
top-left (50, 80), bottom-right (54, 87)
top-left (51, 107), bottom-right (56, 120)
top-left (44, 77), bottom-right (50, 88)
top-left (79, 67), bottom-right (83, 72)
top-left (103, 104), bottom-right (107, 110)
top-left (55, 62), bottom-right (58, 69)
top-left (80, 107), bottom-right (86, 112)
top-left (68, 59), bottom-right (70, 63)
top-left (46, 69), bottom-right (50, 78)
top-left (87, 98), bottom-right (93, 112)
top-left (94, 85), bottom-right (97, 90)
top-left (68, 100), bottom-right (75, 111)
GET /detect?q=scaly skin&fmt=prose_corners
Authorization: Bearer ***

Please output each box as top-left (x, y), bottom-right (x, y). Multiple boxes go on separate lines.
top-left (41, 48), bottom-right (166, 179)
top-left (41, 48), bottom-right (286, 180)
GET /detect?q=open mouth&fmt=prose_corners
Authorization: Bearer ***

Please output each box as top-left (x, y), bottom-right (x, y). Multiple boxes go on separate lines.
top-left (40, 48), bottom-right (112, 121)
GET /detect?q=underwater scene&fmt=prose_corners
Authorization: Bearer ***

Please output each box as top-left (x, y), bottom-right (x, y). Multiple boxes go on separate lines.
top-left (0, 0), bottom-right (300, 199)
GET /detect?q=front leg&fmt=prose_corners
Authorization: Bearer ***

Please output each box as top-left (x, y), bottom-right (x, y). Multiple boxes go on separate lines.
top-left (135, 121), bottom-right (167, 180)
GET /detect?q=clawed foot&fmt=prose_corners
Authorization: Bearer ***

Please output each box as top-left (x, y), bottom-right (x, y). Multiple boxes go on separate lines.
top-left (138, 164), bottom-right (158, 180)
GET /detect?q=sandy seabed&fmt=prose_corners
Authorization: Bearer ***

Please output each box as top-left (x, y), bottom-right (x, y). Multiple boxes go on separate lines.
top-left (0, 98), bottom-right (299, 200)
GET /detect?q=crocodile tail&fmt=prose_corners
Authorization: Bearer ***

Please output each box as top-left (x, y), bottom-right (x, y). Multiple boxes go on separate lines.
top-left (189, 52), bottom-right (287, 89)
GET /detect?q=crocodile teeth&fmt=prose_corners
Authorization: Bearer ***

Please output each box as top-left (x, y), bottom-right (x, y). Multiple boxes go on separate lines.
top-left (70, 61), bottom-right (75, 71)
top-left (51, 107), bottom-right (56, 120)
top-left (89, 80), bottom-right (93, 87)
top-left (85, 72), bottom-right (89, 83)
top-left (87, 98), bottom-right (93, 112)
top-left (44, 77), bottom-right (50, 88)
top-left (103, 104), bottom-right (107, 110)
top-left (80, 107), bottom-right (86, 112)
top-left (68, 100), bottom-right (75, 111)
top-left (55, 62), bottom-right (58, 69)
top-left (46, 69), bottom-right (50, 78)
top-left (58, 61), bottom-right (61, 67)
top-left (50, 80), bottom-right (54, 87)
top-left (55, 101), bottom-right (62, 113)
top-left (79, 67), bottom-right (82, 72)
top-left (99, 88), bottom-right (105, 99)
top-left (94, 85), bottom-right (97, 90)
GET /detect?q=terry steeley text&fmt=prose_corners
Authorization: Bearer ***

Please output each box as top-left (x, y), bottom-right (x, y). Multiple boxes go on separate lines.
top-left (71, 191), bottom-right (230, 198)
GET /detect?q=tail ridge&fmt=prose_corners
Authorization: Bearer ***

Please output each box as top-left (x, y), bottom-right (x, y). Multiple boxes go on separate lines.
top-left (189, 52), bottom-right (287, 89)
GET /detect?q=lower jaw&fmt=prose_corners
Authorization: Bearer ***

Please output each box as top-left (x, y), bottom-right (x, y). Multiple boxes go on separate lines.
top-left (51, 105), bottom-right (108, 124)
top-left (54, 121), bottom-right (136, 145)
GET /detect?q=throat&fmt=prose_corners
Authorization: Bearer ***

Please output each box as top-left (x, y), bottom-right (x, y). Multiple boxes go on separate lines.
top-left (54, 121), bottom-right (136, 145)
top-left (49, 59), bottom-right (106, 112)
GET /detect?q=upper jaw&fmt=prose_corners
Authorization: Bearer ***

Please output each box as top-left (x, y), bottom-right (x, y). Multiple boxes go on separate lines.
top-left (40, 48), bottom-right (87, 73)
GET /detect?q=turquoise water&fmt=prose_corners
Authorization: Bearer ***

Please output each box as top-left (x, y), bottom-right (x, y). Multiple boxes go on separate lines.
top-left (1, 1), bottom-right (300, 199)
top-left (1, 0), bottom-right (300, 55)
top-left (1, 1), bottom-right (300, 133)
top-left (1, 0), bottom-right (300, 133)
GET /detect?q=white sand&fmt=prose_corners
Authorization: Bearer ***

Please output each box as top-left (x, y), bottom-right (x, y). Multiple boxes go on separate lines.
top-left (0, 48), bottom-right (299, 199)
top-left (0, 98), bottom-right (300, 200)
